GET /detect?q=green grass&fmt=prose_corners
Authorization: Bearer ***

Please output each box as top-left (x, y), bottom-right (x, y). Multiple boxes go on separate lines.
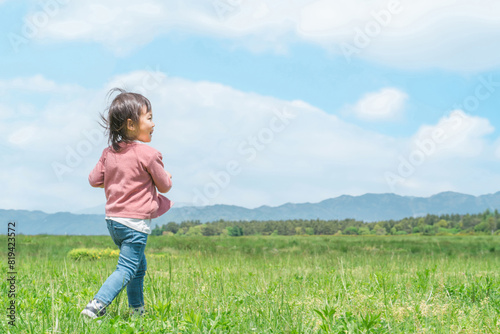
top-left (2, 235), bottom-right (500, 333)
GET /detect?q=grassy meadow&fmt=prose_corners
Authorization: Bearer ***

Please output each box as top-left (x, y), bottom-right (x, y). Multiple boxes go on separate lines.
top-left (2, 235), bottom-right (500, 333)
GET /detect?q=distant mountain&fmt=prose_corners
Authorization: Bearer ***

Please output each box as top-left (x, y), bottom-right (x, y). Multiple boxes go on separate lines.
top-left (157, 191), bottom-right (500, 225)
top-left (3, 191), bottom-right (500, 235)
top-left (74, 202), bottom-right (195, 215)
top-left (0, 209), bottom-right (109, 235)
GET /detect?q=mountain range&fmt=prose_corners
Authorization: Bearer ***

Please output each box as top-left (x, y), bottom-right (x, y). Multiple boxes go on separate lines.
top-left (2, 191), bottom-right (500, 235)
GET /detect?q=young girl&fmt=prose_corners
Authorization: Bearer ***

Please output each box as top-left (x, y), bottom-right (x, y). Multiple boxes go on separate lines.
top-left (81, 88), bottom-right (173, 319)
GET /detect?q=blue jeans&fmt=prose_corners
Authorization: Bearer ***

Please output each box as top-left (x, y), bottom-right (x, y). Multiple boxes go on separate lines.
top-left (94, 219), bottom-right (148, 308)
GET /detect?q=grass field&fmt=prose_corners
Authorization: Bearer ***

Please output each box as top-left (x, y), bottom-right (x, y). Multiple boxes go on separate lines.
top-left (2, 235), bottom-right (500, 333)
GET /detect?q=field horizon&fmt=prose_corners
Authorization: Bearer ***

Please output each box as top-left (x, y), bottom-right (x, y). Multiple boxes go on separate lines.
top-left (2, 234), bottom-right (500, 333)
top-left (4, 191), bottom-right (500, 236)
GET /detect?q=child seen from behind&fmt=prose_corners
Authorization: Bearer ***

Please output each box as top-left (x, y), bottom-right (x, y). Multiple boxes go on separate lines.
top-left (81, 88), bottom-right (173, 319)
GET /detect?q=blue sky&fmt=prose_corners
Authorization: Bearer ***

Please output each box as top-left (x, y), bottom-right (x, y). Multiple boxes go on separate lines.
top-left (1, 0), bottom-right (500, 213)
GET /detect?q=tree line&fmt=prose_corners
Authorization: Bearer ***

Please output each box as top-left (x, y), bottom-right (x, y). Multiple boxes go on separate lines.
top-left (151, 209), bottom-right (500, 237)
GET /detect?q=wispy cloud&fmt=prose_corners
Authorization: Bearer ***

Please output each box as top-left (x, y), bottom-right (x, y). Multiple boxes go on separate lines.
top-left (1, 72), bottom-right (499, 213)
top-left (22, 0), bottom-right (500, 70)
top-left (349, 88), bottom-right (408, 121)
top-left (384, 110), bottom-right (496, 194)
top-left (0, 75), bottom-right (83, 93)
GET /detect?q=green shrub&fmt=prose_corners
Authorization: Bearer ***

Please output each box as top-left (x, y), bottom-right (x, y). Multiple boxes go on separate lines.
top-left (67, 247), bottom-right (119, 260)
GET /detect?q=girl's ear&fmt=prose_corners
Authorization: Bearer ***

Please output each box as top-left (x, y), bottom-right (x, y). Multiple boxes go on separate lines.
top-left (127, 118), bottom-right (136, 132)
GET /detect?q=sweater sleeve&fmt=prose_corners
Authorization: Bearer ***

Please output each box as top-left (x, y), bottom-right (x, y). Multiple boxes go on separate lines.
top-left (146, 152), bottom-right (172, 193)
top-left (88, 149), bottom-right (106, 188)
top-left (152, 194), bottom-right (173, 218)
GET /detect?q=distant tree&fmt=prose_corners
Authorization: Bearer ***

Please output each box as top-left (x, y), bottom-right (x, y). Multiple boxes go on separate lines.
top-left (422, 224), bottom-right (437, 236)
top-left (373, 223), bottom-right (387, 235)
top-left (424, 214), bottom-right (439, 226)
top-left (394, 220), bottom-right (411, 234)
top-left (343, 226), bottom-right (359, 235)
top-left (150, 225), bottom-right (163, 236)
top-left (359, 227), bottom-right (370, 235)
top-left (305, 227), bottom-right (314, 235)
top-left (165, 221), bottom-right (180, 234)
top-left (226, 226), bottom-right (243, 237)
top-left (201, 224), bottom-right (219, 236)
top-left (488, 216), bottom-right (497, 235)
top-left (474, 221), bottom-right (490, 233)
top-left (180, 220), bottom-right (201, 230)
top-left (436, 219), bottom-right (448, 228)
top-left (186, 225), bottom-right (203, 236)
top-left (158, 209), bottom-right (499, 238)
top-left (295, 227), bottom-right (305, 235)
top-left (461, 214), bottom-right (475, 230)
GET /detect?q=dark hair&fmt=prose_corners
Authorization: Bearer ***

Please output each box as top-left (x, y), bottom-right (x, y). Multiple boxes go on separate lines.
top-left (100, 88), bottom-right (152, 151)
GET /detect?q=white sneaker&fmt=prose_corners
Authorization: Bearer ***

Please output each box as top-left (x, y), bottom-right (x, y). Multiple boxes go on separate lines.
top-left (130, 305), bottom-right (146, 317)
top-left (81, 299), bottom-right (106, 319)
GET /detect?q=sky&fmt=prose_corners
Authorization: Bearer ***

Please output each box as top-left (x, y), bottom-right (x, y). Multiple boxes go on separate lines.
top-left (1, 0), bottom-right (500, 213)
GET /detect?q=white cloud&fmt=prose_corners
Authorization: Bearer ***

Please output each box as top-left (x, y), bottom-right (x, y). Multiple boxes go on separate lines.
top-left (0, 75), bottom-right (83, 94)
top-left (0, 72), bottom-right (499, 213)
top-left (384, 110), bottom-right (497, 195)
top-left (0, 72), bottom-right (399, 211)
top-left (296, 0), bottom-right (500, 71)
top-left (0, 76), bottom-right (97, 152)
top-left (410, 110), bottom-right (494, 158)
top-left (25, 0), bottom-right (500, 70)
top-left (350, 88), bottom-right (407, 121)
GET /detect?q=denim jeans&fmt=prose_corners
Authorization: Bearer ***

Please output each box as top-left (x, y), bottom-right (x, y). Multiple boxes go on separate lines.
top-left (94, 219), bottom-right (148, 308)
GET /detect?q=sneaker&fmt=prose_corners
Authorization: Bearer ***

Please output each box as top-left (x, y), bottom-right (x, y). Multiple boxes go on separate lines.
top-left (130, 305), bottom-right (146, 317)
top-left (81, 299), bottom-right (106, 319)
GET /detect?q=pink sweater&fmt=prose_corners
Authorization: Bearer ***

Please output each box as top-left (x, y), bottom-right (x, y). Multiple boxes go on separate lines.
top-left (89, 142), bottom-right (172, 219)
